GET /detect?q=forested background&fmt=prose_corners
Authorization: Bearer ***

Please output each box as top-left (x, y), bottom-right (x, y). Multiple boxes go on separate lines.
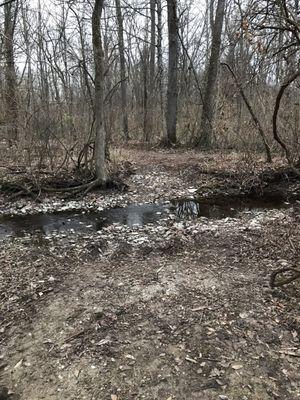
top-left (0, 0), bottom-right (299, 176)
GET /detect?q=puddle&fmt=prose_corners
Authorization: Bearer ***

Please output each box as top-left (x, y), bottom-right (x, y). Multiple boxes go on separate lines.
top-left (0, 196), bottom-right (295, 240)
top-left (0, 204), bottom-right (169, 239)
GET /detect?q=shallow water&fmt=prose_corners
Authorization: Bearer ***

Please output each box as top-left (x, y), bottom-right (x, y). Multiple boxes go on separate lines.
top-left (170, 196), bottom-right (293, 219)
top-left (0, 203), bottom-right (168, 239)
top-left (0, 196), bottom-right (295, 239)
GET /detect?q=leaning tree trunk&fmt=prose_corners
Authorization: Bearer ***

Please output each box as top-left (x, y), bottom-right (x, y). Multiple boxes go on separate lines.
top-left (115, 0), bottom-right (129, 141)
top-left (92, 0), bottom-right (107, 183)
top-left (165, 0), bottom-right (179, 146)
top-left (197, 0), bottom-right (225, 149)
top-left (221, 63), bottom-right (272, 163)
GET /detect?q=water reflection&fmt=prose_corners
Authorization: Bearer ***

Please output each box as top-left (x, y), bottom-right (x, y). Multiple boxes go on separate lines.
top-left (0, 204), bottom-right (168, 239)
top-left (96, 204), bottom-right (165, 228)
top-left (0, 196), bottom-right (293, 240)
top-left (174, 200), bottom-right (201, 218)
top-left (171, 196), bottom-right (292, 219)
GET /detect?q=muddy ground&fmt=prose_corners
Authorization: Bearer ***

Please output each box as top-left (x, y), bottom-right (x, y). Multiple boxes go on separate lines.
top-left (0, 149), bottom-right (299, 400)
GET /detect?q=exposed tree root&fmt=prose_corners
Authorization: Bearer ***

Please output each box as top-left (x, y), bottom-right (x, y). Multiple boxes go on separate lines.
top-left (80, 178), bottom-right (103, 197)
top-left (1, 176), bottom-right (128, 201)
top-left (270, 267), bottom-right (300, 288)
top-left (43, 179), bottom-right (100, 193)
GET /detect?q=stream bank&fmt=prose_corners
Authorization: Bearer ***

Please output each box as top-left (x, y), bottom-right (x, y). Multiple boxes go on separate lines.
top-left (0, 149), bottom-right (299, 400)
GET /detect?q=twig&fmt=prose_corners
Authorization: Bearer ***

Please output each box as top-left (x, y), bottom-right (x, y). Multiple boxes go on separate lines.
top-left (64, 328), bottom-right (90, 344)
top-left (278, 350), bottom-right (300, 358)
top-left (270, 267), bottom-right (300, 288)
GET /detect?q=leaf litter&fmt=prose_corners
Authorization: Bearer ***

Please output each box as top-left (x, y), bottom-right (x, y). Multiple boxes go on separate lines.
top-left (0, 149), bottom-right (299, 400)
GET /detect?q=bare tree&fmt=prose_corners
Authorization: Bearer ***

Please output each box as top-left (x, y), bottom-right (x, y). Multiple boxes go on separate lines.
top-left (197, 0), bottom-right (225, 149)
top-left (3, 0), bottom-right (18, 145)
top-left (115, 0), bottom-right (129, 141)
top-left (144, 0), bottom-right (156, 142)
top-left (156, 0), bottom-right (164, 115)
top-left (0, 0), bottom-right (298, 171)
top-left (165, 0), bottom-right (179, 146)
top-left (92, 0), bottom-right (107, 183)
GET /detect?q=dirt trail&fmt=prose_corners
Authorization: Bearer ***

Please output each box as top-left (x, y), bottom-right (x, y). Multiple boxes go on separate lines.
top-left (0, 150), bottom-right (299, 400)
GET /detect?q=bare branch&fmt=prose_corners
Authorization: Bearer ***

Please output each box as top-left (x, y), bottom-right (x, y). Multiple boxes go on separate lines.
top-left (0, 0), bottom-right (16, 6)
top-left (221, 63), bottom-right (272, 163)
top-left (273, 70), bottom-right (300, 164)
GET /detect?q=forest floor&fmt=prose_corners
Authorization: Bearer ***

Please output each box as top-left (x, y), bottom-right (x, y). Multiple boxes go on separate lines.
top-left (0, 148), bottom-right (300, 400)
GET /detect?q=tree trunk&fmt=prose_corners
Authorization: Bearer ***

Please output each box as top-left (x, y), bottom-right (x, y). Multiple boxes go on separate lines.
top-left (92, 0), bottom-right (107, 182)
top-left (115, 0), bottom-right (129, 141)
top-left (197, 0), bottom-right (225, 149)
top-left (144, 0), bottom-right (156, 142)
top-left (141, 12), bottom-right (150, 143)
top-left (165, 0), bottom-right (179, 146)
top-left (21, 2), bottom-right (33, 114)
top-left (156, 0), bottom-right (164, 118)
top-left (142, 44), bottom-right (149, 142)
top-left (37, 0), bottom-right (50, 115)
top-left (4, 0), bottom-right (18, 144)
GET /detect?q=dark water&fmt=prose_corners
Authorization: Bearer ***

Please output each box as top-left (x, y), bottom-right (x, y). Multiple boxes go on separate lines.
top-left (170, 196), bottom-right (294, 219)
top-left (0, 204), bottom-right (169, 239)
top-left (0, 197), bottom-right (295, 239)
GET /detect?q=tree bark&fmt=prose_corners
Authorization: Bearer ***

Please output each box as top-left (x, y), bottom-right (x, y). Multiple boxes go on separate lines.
top-left (156, 0), bottom-right (164, 117)
top-left (144, 0), bottom-right (156, 142)
top-left (37, 0), bottom-right (50, 115)
top-left (4, 0), bottom-right (18, 144)
top-left (92, 0), bottom-right (107, 182)
top-left (165, 0), bottom-right (179, 146)
top-left (21, 2), bottom-right (33, 113)
top-left (115, 0), bottom-right (129, 141)
top-left (197, 0), bottom-right (225, 149)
